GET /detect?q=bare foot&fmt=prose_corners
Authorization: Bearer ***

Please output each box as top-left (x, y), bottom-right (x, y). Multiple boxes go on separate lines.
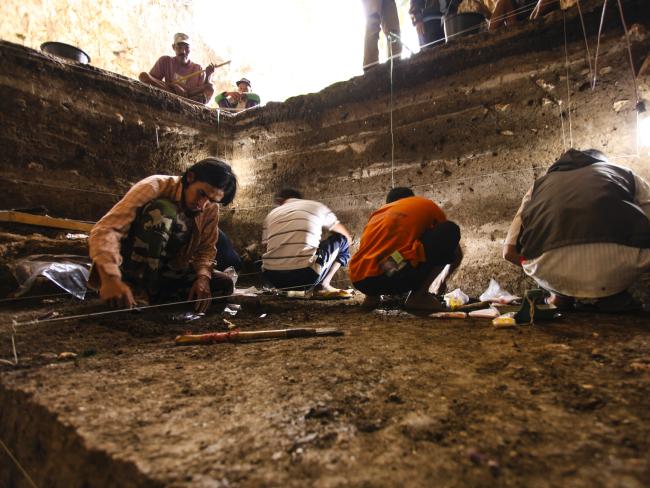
top-left (318, 283), bottom-right (341, 293)
top-left (404, 293), bottom-right (447, 312)
top-left (547, 293), bottom-right (575, 311)
top-left (361, 295), bottom-right (380, 309)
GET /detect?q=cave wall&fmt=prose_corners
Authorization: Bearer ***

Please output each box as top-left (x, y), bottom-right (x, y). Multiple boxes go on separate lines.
top-left (0, 40), bottom-right (234, 221)
top-left (1, 0), bottom-right (649, 296)
top-left (226, 0), bottom-right (650, 295)
top-left (0, 0), bottom-right (232, 89)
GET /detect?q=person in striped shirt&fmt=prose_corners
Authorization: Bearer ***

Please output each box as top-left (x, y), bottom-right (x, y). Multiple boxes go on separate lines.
top-left (261, 189), bottom-right (352, 293)
top-left (88, 158), bottom-right (238, 312)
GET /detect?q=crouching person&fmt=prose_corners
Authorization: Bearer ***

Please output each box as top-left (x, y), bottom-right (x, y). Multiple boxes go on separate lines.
top-left (350, 187), bottom-right (463, 311)
top-left (88, 158), bottom-right (238, 312)
top-left (262, 189), bottom-right (352, 292)
top-left (503, 149), bottom-right (650, 311)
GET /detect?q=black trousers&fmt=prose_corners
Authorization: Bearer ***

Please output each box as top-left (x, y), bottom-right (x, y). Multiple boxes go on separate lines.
top-left (353, 221), bottom-right (460, 296)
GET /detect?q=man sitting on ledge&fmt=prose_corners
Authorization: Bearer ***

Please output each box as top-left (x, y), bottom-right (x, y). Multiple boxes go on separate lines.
top-left (503, 148), bottom-right (650, 312)
top-left (139, 33), bottom-right (215, 104)
top-left (350, 187), bottom-right (463, 311)
top-left (88, 158), bottom-right (237, 312)
top-left (215, 78), bottom-right (261, 111)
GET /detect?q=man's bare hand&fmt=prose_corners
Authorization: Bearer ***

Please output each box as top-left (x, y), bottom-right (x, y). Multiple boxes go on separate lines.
top-left (100, 277), bottom-right (136, 309)
top-left (205, 64), bottom-right (215, 77)
top-left (189, 276), bottom-right (212, 313)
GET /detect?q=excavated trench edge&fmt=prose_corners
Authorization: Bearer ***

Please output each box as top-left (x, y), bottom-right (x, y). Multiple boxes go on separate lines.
top-left (0, 382), bottom-right (161, 488)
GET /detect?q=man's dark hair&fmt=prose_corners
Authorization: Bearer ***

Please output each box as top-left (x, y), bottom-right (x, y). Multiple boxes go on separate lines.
top-left (274, 188), bottom-right (303, 203)
top-left (183, 158), bottom-right (237, 206)
top-left (386, 187), bottom-right (415, 204)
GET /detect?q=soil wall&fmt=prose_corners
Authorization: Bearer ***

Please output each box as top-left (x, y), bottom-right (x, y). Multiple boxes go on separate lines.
top-left (227, 0), bottom-right (650, 295)
top-left (0, 40), bottom-right (233, 221)
top-left (0, 0), bottom-right (649, 296)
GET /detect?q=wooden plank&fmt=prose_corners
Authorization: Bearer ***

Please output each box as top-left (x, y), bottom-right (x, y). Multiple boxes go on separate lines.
top-left (0, 211), bottom-right (95, 232)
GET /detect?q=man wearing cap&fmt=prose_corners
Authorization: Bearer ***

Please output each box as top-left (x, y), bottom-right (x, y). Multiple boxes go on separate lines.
top-left (215, 78), bottom-right (261, 111)
top-left (139, 33), bottom-right (215, 104)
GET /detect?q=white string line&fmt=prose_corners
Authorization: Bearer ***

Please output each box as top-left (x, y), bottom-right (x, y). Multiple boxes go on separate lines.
top-left (6, 278), bottom-right (353, 329)
top-left (0, 291), bottom-right (92, 303)
top-left (0, 177), bottom-right (122, 197)
top-left (563, 11), bottom-right (575, 148)
top-left (0, 439), bottom-right (38, 488)
top-left (389, 37), bottom-right (396, 189)
top-left (559, 101), bottom-right (567, 150)
top-left (614, 0), bottom-right (641, 156)
top-left (592, 0), bottom-right (609, 89)
top-left (575, 0), bottom-right (594, 81)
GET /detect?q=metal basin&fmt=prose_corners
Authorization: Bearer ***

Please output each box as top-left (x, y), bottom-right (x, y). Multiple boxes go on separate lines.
top-left (40, 42), bottom-right (91, 64)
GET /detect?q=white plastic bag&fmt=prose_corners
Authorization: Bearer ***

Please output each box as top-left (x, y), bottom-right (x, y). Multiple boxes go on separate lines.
top-left (479, 278), bottom-right (519, 304)
top-left (443, 288), bottom-right (469, 310)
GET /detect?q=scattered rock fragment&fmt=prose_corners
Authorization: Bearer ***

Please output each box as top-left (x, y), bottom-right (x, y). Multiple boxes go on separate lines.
top-left (499, 130), bottom-right (514, 136)
top-left (613, 100), bottom-right (629, 112)
top-left (27, 162), bottom-right (44, 171)
top-left (57, 352), bottom-right (77, 361)
top-left (536, 79), bottom-right (555, 92)
top-left (543, 343), bottom-right (571, 352)
top-left (400, 413), bottom-right (442, 442)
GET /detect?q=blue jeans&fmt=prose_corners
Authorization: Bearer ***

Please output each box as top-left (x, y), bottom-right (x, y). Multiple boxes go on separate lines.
top-left (216, 229), bottom-right (242, 271)
top-left (263, 233), bottom-right (350, 290)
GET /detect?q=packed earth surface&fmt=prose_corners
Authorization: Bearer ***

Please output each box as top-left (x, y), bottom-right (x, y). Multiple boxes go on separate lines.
top-left (1, 281), bottom-right (649, 487)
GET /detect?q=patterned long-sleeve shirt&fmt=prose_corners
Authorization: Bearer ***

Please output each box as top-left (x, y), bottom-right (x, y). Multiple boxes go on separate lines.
top-left (88, 175), bottom-right (219, 284)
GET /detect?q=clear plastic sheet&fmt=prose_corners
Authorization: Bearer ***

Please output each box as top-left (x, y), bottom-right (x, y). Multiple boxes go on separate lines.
top-left (11, 255), bottom-right (91, 300)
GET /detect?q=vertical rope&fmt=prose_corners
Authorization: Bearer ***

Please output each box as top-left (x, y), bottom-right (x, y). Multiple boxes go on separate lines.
top-left (0, 439), bottom-right (38, 488)
top-left (575, 0), bottom-right (594, 81)
top-left (563, 11), bottom-right (574, 148)
top-left (558, 100), bottom-right (567, 152)
top-left (592, 0), bottom-right (609, 90)
top-left (615, 0), bottom-right (641, 156)
top-left (389, 38), bottom-right (395, 189)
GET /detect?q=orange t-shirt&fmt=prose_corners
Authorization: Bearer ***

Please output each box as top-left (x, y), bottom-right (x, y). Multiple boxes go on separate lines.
top-left (349, 196), bottom-right (446, 282)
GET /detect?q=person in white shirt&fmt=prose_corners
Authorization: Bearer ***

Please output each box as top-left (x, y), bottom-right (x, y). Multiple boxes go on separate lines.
top-left (262, 189), bottom-right (352, 292)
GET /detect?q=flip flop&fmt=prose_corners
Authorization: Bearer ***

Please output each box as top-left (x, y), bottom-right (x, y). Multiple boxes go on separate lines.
top-left (313, 289), bottom-right (354, 300)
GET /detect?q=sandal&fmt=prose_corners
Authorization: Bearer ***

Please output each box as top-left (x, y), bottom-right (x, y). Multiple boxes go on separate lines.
top-left (514, 289), bottom-right (562, 325)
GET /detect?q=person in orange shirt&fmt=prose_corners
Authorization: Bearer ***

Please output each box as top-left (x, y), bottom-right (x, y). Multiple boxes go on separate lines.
top-left (349, 187), bottom-right (463, 311)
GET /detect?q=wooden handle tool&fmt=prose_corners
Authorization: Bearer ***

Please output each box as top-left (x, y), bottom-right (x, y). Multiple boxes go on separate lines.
top-left (175, 327), bottom-right (343, 345)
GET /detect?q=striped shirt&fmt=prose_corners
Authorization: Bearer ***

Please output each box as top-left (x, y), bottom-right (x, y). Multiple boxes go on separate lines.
top-left (88, 175), bottom-right (219, 284)
top-left (505, 173), bottom-right (650, 298)
top-left (261, 199), bottom-right (339, 271)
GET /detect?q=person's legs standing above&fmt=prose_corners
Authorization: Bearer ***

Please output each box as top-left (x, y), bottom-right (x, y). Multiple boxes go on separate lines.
top-left (362, 0), bottom-right (383, 69)
top-left (380, 0), bottom-right (402, 58)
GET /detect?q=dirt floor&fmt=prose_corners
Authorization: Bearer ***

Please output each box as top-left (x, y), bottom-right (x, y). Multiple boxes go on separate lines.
top-left (1, 289), bottom-right (649, 487)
